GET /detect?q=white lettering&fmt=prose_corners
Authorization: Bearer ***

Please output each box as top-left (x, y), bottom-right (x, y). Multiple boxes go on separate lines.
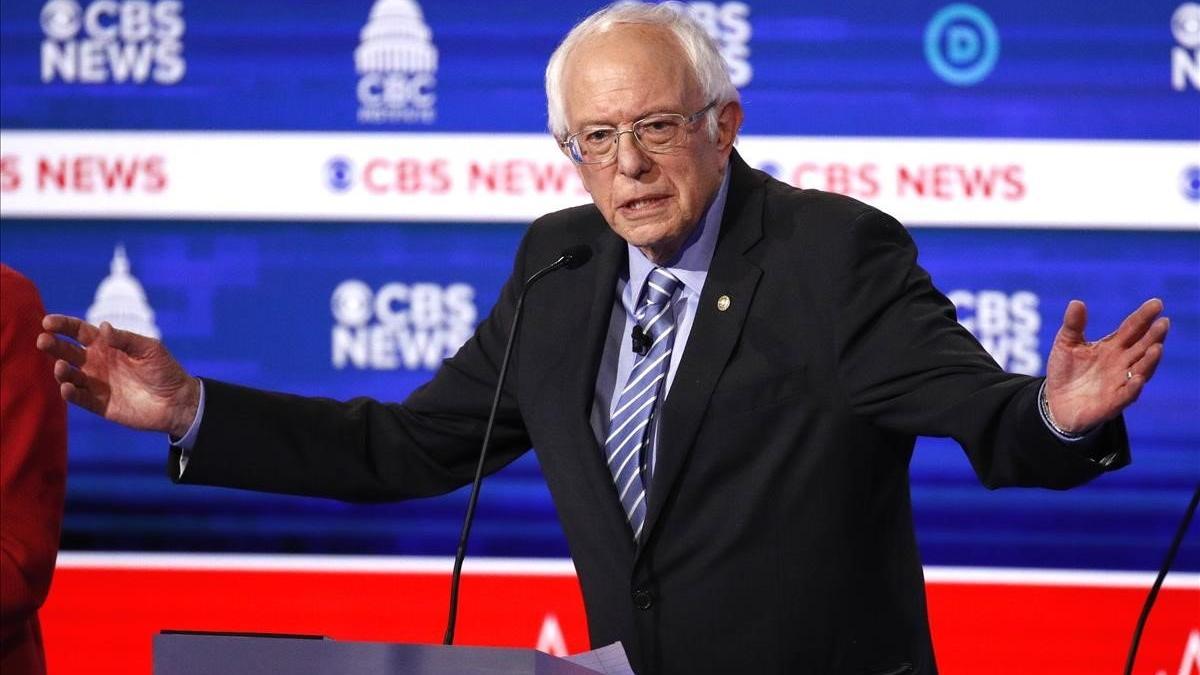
top-left (106, 41), bottom-right (154, 83)
top-left (83, 0), bottom-right (120, 41)
top-left (947, 289), bottom-right (1042, 375)
top-left (331, 280), bottom-right (478, 372)
top-left (41, 0), bottom-right (186, 85)
top-left (119, 1), bottom-right (153, 41)
top-left (153, 39), bottom-right (185, 83)
top-left (444, 283), bottom-right (477, 325)
top-left (1009, 291), bottom-right (1040, 332)
top-left (1172, 47), bottom-right (1200, 91)
top-left (40, 40), bottom-right (75, 82)
top-left (375, 283), bottom-right (410, 327)
top-left (78, 39), bottom-right (108, 82)
top-left (332, 326), bottom-right (369, 369)
top-left (369, 325), bottom-right (399, 369)
top-left (153, 0), bottom-right (184, 39)
top-left (1176, 629), bottom-right (1200, 675)
top-left (535, 614), bottom-right (568, 656)
top-left (395, 328), bottom-right (445, 369)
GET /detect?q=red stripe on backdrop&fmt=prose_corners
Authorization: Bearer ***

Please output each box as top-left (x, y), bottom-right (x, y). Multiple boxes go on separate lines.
top-left (38, 558), bottom-right (1199, 674)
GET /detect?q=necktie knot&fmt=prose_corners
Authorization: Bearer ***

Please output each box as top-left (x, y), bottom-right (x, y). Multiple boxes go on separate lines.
top-left (642, 267), bottom-right (681, 313)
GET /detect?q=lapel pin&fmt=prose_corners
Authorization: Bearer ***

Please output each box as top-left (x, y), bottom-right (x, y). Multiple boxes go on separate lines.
top-left (716, 295), bottom-right (731, 312)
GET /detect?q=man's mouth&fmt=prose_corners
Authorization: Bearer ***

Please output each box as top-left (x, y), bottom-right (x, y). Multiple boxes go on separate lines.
top-left (619, 195), bottom-right (670, 213)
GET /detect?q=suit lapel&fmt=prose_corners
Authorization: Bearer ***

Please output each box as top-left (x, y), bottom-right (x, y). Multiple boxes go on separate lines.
top-left (639, 154), bottom-right (766, 551)
top-left (550, 219), bottom-right (637, 543)
top-left (566, 223), bottom-right (626, 427)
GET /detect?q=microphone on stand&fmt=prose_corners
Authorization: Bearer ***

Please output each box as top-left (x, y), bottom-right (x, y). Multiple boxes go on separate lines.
top-left (443, 244), bottom-right (593, 645)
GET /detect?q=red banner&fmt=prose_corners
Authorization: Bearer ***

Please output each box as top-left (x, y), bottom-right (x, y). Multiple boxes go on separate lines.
top-left (39, 555), bottom-right (1199, 674)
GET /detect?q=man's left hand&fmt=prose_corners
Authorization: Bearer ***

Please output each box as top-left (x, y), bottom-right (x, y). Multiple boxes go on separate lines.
top-left (1044, 298), bottom-right (1168, 434)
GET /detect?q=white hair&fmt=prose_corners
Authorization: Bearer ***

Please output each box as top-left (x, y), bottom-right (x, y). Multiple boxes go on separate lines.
top-left (544, 1), bottom-right (740, 140)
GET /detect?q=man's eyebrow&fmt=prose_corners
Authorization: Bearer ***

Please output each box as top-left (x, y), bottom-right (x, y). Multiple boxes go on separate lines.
top-left (575, 106), bottom-right (684, 129)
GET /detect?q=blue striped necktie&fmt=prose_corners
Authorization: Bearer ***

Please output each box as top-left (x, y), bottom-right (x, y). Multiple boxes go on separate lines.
top-left (605, 267), bottom-right (682, 542)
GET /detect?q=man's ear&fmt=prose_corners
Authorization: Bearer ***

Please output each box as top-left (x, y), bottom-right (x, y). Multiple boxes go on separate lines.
top-left (716, 100), bottom-right (744, 152)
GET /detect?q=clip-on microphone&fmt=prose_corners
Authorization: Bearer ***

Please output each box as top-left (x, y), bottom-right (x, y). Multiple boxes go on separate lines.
top-left (631, 325), bottom-right (651, 355)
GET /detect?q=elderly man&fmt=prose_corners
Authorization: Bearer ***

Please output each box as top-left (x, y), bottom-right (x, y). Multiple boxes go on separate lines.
top-left (38, 3), bottom-right (1167, 673)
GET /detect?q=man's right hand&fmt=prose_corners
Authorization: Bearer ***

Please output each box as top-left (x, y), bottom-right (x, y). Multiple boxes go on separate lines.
top-left (37, 315), bottom-right (200, 438)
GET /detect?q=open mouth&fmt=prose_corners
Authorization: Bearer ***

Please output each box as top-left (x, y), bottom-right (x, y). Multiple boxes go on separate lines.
top-left (618, 195), bottom-right (670, 214)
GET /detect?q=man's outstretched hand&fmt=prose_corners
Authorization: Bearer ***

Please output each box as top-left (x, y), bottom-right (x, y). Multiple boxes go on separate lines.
top-left (1044, 298), bottom-right (1168, 434)
top-left (36, 315), bottom-right (200, 438)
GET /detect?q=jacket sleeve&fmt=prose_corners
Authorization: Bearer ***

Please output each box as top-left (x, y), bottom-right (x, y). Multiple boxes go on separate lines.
top-left (172, 234), bottom-right (535, 503)
top-left (828, 209), bottom-right (1128, 489)
top-left (0, 268), bottom-right (68, 641)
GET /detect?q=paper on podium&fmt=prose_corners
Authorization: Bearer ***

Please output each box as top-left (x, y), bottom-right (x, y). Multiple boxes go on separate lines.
top-left (561, 642), bottom-right (636, 675)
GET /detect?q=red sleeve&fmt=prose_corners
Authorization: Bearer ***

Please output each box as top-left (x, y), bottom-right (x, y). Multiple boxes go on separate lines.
top-left (0, 265), bottom-right (68, 641)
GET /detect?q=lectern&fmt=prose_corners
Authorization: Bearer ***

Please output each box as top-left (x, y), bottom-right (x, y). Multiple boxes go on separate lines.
top-left (153, 632), bottom-right (606, 675)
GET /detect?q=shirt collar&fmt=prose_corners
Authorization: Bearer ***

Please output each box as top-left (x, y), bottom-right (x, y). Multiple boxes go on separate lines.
top-left (627, 166), bottom-right (730, 299)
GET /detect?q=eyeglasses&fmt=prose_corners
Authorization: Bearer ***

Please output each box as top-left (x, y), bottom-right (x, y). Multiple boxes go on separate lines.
top-left (559, 100), bottom-right (717, 166)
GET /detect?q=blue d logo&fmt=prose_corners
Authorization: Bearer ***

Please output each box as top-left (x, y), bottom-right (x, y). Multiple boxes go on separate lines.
top-left (925, 4), bottom-right (1000, 86)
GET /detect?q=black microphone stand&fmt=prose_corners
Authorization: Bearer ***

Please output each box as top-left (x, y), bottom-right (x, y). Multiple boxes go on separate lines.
top-left (442, 245), bottom-right (592, 645)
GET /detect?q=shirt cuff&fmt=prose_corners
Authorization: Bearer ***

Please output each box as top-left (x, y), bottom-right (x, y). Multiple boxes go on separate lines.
top-left (168, 378), bottom-right (206, 474)
top-left (1037, 380), bottom-right (1089, 442)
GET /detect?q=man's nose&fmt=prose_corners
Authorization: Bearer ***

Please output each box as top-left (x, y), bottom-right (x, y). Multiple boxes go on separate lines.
top-left (614, 130), bottom-right (651, 177)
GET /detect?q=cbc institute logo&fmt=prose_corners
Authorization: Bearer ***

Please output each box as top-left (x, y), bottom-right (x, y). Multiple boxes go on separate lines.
top-left (355, 0), bottom-right (437, 125)
top-left (924, 3), bottom-right (999, 87)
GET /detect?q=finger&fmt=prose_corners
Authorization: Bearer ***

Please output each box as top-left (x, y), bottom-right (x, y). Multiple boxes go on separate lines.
top-left (1129, 342), bottom-right (1165, 384)
top-left (60, 381), bottom-right (106, 416)
top-left (1124, 316), bottom-right (1170, 368)
top-left (53, 359), bottom-right (90, 389)
top-left (99, 321), bottom-right (157, 357)
top-left (42, 314), bottom-right (99, 345)
top-left (1120, 379), bottom-right (1145, 407)
top-left (1112, 298), bottom-right (1165, 348)
top-left (1056, 300), bottom-right (1088, 345)
top-left (37, 333), bottom-right (88, 367)
top-left (1123, 314), bottom-right (1171, 362)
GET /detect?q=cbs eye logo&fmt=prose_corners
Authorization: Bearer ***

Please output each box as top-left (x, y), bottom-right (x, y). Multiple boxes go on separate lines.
top-left (924, 3), bottom-right (1000, 87)
top-left (326, 157), bottom-right (354, 192)
top-left (40, 0), bottom-right (81, 41)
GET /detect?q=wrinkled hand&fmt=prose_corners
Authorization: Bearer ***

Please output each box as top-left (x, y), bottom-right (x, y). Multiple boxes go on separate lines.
top-left (1044, 299), bottom-right (1168, 434)
top-left (36, 315), bottom-right (200, 438)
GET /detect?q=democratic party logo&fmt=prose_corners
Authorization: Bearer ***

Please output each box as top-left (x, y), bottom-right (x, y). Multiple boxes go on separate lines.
top-left (87, 244), bottom-right (161, 339)
top-left (355, 0), bottom-right (438, 125)
top-left (924, 3), bottom-right (999, 87)
top-left (40, 0), bottom-right (185, 84)
top-left (1172, 3), bottom-right (1200, 90)
top-left (331, 279), bottom-right (476, 371)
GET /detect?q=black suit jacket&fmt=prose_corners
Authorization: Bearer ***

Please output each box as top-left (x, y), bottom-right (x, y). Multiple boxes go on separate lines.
top-left (174, 152), bottom-right (1128, 674)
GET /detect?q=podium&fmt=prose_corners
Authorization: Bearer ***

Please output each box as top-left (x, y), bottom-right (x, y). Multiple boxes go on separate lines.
top-left (153, 632), bottom-right (606, 675)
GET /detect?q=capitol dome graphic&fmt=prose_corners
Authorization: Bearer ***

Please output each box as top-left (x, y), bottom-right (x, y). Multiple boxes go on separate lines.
top-left (355, 0), bottom-right (437, 74)
top-left (86, 244), bottom-right (161, 340)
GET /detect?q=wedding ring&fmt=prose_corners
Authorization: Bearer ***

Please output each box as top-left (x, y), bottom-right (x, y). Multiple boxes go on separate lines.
top-left (1126, 370), bottom-right (1133, 381)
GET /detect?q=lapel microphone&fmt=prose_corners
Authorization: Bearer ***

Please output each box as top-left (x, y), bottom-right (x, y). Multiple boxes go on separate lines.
top-left (631, 325), bottom-right (651, 355)
top-left (443, 243), bottom-right (593, 646)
